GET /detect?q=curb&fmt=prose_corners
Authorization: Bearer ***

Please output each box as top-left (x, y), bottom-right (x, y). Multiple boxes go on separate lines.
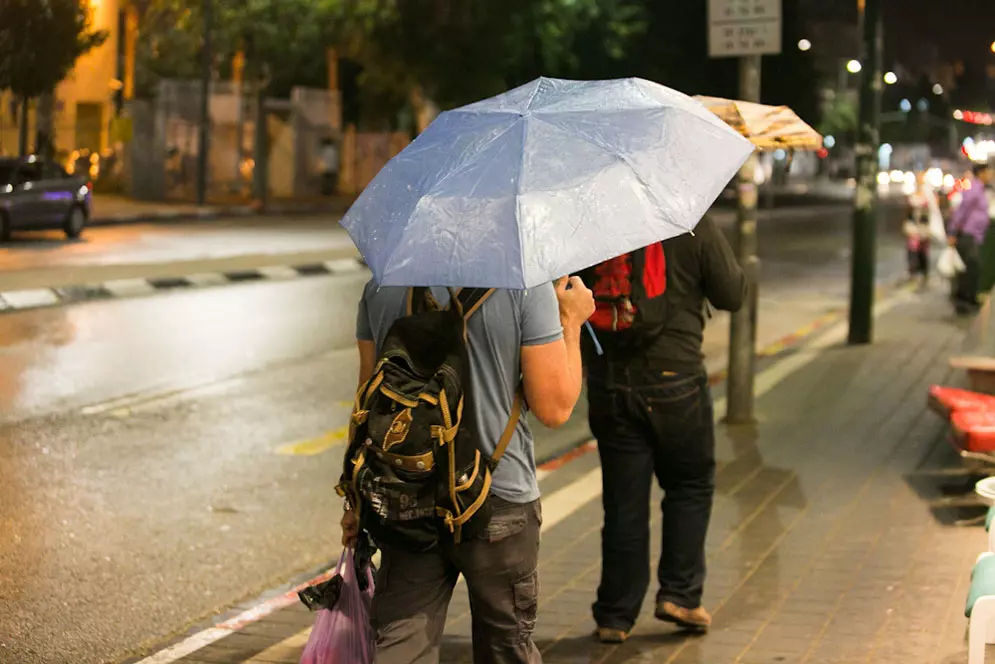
top-left (0, 258), bottom-right (367, 314)
top-left (89, 201), bottom-right (352, 227)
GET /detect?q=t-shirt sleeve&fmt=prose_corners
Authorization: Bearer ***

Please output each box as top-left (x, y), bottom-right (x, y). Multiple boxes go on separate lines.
top-left (520, 282), bottom-right (564, 347)
top-left (356, 282), bottom-right (374, 341)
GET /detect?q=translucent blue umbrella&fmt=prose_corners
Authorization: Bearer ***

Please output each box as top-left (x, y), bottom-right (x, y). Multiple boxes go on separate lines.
top-left (341, 77), bottom-right (754, 290)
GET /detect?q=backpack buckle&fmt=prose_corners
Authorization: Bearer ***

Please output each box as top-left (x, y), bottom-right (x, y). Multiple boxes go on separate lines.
top-left (436, 508), bottom-right (455, 533)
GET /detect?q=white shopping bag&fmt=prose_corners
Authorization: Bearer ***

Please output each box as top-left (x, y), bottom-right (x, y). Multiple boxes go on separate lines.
top-left (924, 182), bottom-right (948, 243)
top-left (938, 245), bottom-right (967, 278)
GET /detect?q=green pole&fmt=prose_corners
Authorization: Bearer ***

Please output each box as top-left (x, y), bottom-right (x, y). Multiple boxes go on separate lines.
top-left (196, 0), bottom-right (212, 206)
top-left (847, 0), bottom-right (883, 345)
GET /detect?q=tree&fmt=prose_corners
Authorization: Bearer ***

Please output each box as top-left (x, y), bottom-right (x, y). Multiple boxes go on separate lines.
top-left (0, 0), bottom-right (108, 156)
top-left (132, 0), bottom-right (339, 100)
top-left (334, 0), bottom-right (647, 126)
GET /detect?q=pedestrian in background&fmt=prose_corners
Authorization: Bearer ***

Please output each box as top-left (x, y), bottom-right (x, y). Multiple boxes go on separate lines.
top-left (949, 162), bottom-right (994, 315)
top-left (580, 216), bottom-right (746, 643)
top-left (904, 175), bottom-right (938, 287)
top-left (320, 137), bottom-right (339, 196)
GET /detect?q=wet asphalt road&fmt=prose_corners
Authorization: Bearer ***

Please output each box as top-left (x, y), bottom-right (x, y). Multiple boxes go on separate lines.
top-left (0, 202), bottom-right (912, 664)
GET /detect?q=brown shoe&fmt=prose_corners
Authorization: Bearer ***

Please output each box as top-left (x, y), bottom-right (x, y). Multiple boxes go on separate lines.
top-left (655, 601), bottom-right (711, 632)
top-left (595, 627), bottom-right (629, 643)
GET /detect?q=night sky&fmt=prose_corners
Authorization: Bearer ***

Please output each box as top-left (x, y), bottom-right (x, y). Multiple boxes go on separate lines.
top-left (882, 0), bottom-right (995, 73)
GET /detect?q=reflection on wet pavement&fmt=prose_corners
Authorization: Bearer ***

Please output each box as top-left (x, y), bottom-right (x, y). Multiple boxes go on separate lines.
top-left (0, 216), bottom-right (354, 271)
top-left (0, 273), bottom-right (367, 422)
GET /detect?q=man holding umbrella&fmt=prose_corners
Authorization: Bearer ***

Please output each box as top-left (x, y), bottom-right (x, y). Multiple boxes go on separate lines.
top-left (346, 277), bottom-right (593, 662)
top-left (335, 77), bottom-right (753, 660)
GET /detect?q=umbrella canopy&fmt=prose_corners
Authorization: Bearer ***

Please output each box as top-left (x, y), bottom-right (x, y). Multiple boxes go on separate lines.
top-left (342, 77), bottom-right (754, 289)
top-left (694, 96), bottom-right (823, 151)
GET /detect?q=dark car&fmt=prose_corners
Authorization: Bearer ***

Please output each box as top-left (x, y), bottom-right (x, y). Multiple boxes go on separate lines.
top-left (0, 156), bottom-right (92, 242)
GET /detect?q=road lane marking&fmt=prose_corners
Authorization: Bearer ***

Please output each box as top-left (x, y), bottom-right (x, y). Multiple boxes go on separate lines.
top-left (81, 378), bottom-right (246, 416)
top-left (324, 258), bottom-right (365, 274)
top-left (184, 272), bottom-right (230, 287)
top-left (276, 427), bottom-right (349, 456)
top-left (102, 278), bottom-right (158, 297)
top-left (257, 265), bottom-right (300, 280)
top-left (0, 288), bottom-right (60, 309)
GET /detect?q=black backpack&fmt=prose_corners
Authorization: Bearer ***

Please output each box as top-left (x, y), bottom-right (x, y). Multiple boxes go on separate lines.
top-left (337, 287), bottom-right (522, 552)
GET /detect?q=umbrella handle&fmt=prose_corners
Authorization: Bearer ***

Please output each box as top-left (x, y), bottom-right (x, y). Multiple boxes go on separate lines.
top-left (584, 321), bottom-right (604, 356)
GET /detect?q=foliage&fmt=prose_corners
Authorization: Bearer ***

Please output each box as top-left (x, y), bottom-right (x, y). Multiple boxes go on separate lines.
top-left (133, 0), bottom-right (337, 98)
top-left (130, 0), bottom-right (824, 133)
top-left (0, 0), bottom-right (108, 99)
top-left (131, 0), bottom-right (205, 98)
top-left (335, 0), bottom-right (647, 110)
top-left (819, 94), bottom-right (858, 138)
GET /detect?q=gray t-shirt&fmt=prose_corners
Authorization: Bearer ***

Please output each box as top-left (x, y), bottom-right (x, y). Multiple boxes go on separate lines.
top-left (356, 281), bottom-right (563, 503)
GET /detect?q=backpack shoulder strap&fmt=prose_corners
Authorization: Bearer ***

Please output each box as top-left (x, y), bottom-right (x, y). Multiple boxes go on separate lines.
top-left (491, 390), bottom-right (523, 463)
top-left (455, 287), bottom-right (495, 320)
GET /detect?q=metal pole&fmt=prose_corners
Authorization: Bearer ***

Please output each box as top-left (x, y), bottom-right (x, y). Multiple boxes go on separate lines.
top-left (726, 54), bottom-right (762, 425)
top-left (253, 81), bottom-right (268, 209)
top-left (232, 49), bottom-right (245, 195)
top-left (847, 0), bottom-right (883, 345)
top-left (17, 96), bottom-right (29, 157)
top-left (195, 0), bottom-right (212, 205)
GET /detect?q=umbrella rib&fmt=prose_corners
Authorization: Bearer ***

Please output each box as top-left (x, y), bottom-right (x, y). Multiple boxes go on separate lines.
top-left (515, 115), bottom-right (529, 287)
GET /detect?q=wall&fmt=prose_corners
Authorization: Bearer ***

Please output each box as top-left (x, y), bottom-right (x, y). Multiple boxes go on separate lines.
top-left (54, 0), bottom-right (121, 154)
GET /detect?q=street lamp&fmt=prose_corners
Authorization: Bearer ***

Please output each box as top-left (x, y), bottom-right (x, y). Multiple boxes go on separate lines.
top-left (847, 59), bottom-right (863, 74)
top-left (990, 40), bottom-right (995, 54)
top-left (798, 39), bottom-right (812, 52)
top-left (899, 99), bottom-right (912, 113)
top-left (933, 83), bottom-right (944, 95)
top-left (883, 71), bottom-right (898, 85)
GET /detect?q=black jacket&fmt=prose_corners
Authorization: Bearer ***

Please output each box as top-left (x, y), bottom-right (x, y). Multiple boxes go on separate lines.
top-left (580, 215), bottom-right (747, 374)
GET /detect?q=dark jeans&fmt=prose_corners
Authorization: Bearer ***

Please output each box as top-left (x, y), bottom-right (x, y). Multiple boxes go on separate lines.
top-left (372, 497), bottom-right (542, 664)
top-left (587, 365), bottom-right (715, 632)
top-left (956, 234), bottom-right (981, 312)
top-left (907, 244), bottom-right (929, 277)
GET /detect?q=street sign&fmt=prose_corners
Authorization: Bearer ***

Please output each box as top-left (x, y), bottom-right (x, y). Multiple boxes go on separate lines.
top-left (708, 0), bottom-right (782, 58)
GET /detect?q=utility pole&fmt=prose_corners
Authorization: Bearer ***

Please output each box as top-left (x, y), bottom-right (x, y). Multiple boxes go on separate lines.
top-left (196, 0), bottom-right (212, 206)
top-left (725, 55), bottom-right (762, 424)
top-left (17, 96), bottom-right (29, 157)
top-left (253, 73), bottom-right (269, 209)
top-left (708, 0), bottom-right (781, 424)
top-left (233, 47), bottom-right (246, 195)
top-left (847, 0), bottom-right (883, 345)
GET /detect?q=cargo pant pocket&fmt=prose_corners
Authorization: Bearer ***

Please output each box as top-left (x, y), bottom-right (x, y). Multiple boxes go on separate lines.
top-left (513, 571), bottom-right (539, 639)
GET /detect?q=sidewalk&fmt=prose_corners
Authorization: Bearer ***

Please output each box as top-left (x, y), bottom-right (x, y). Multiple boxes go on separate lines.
top-left (125, 287), bottom-right (987, 664)
top-left (89, 195), bottom-right (354, 226)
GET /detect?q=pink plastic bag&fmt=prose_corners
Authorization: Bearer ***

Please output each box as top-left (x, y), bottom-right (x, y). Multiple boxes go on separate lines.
top-left (300, 548), bottom-right (375, 664)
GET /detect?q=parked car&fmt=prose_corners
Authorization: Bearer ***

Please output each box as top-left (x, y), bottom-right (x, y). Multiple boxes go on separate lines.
top-left (0, 156), bottom-right (92, 241)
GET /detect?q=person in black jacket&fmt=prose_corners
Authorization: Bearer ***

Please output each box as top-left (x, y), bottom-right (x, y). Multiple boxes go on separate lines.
top-left (580, 215), bottom-right (747, 643)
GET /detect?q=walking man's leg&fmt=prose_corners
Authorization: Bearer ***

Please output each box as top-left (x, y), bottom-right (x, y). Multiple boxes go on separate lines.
top-left (646, 372), bottom-right (716, 631)
top-left (456, 498), bottom-right (542, 664)
top-left (956, 235), bottom-right (981, 313)
top-left (589, 375), bottom-right (655, 639)
top-left (374, 546), bottom-right (458, 664)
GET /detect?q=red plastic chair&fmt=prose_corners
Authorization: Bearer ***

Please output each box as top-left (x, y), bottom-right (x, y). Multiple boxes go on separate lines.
top-left (929, 386), bottom-right (995, 419)
top-left (952, 410), bottom-right (995, 453)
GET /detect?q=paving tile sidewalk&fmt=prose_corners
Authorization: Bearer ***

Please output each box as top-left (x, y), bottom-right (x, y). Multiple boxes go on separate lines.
top-left (140, 289), bottom-right (984, 664)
